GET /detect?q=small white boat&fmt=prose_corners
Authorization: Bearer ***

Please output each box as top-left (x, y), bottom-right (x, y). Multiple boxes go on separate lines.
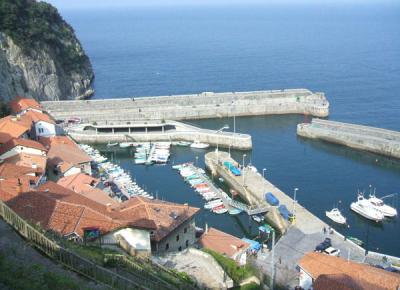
top-left (368, 194), bottom-right (397, 217)
top-left (252, 215), bottom-right (264, 223)
top-left (190, 141), bottom-right (210, 149)
top-left (174, 141), bottom-right (192, 146)
top-left (107, 142), bottom-right (118, 147)
top-left (119, 142), bottom-right (136, 148)
top-left (350, 193), bottom-right (385, 222)
top-left (325, 208), bottom-right (347, 224)
top-left (204, 199), bottom-right (223, 209)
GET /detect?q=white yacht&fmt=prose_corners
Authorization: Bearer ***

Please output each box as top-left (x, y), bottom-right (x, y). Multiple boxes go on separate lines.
top-left (190, 140), bottom-right (210, 149)
top-left (350, 194), bottom-right (385, 222)
top-left (325, 208), bottom-right (347, 224)
top-left (367, 194), bottom-right (397, 217)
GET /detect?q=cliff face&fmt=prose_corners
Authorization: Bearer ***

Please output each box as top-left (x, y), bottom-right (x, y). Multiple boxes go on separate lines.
top-left (0, 0), bottom-right (94, 102)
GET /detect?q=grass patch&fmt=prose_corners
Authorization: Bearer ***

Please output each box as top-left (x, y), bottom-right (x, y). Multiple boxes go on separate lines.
top-left (0, 250), bottom-right (90, 290)
top-left (63, 242), bottom-right (119, 265)
top-left (203, 249), bottom-right (257, 285)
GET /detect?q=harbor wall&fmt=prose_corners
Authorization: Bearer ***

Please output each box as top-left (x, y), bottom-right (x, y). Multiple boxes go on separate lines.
top-left (42, 89), bottom-right (329, 122)
top-left (297, 119), bottom-right (400, 159)
top-left (67, 121), bottom-right (252, 150)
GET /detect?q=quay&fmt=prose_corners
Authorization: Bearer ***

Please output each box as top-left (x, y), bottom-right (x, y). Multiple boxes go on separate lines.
top-left (41, 88), bottom-right (329, 123)
top-left (66, 120), bottom-right (252, 150)
top-left (204, 151), bottom-right (400, 288)
top-left (297, 118), bottom-right (400, 159)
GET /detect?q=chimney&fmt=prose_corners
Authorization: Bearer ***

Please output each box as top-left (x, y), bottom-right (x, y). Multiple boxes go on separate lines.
top-left (106, 203), bottom-right (112, 213)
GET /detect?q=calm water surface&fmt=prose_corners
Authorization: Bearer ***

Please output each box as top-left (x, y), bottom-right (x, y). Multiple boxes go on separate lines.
top-left (61, 4), bottom-right (400, 256)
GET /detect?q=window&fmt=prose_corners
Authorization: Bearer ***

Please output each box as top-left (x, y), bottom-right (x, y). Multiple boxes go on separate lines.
top-left (185, 240), bottom-right (189, 248)
top-left (176, 235), bottom-right (179, 241)
top-left (184, 227), bottom-right (187, 234)
top-left (165, 243), bottom-right (169, 250)
top-left (38, 128), bottom-right (44, 133)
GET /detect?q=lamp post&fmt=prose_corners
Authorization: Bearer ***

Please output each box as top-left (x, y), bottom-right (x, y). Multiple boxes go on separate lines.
top-left (262, 168), bottom-right (266, 195)
top-left (242, 154), bottom-right (247, 185)
top-left (293, 187), bottom-right (299, 216)
top-left (216, 125), bottom-right (229, 163)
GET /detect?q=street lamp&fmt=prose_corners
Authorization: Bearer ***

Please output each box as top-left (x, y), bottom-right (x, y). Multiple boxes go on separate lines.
top-left (262, 168), bottom-right (266, 194)
top-left (242, 154), bottom-right (247, 185)
top-left (216, 125), bottom-right (229, 163)
top-left (293, 187), bottom-right (299, 216)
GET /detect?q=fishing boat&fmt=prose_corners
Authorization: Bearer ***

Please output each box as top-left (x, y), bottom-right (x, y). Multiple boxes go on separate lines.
top-left (174, 141), bottom-right (192, 146)
top-left (190, 141), bottom-right (210, 149)
top-left (346, 236), bottom-right (364, 246)
top-left (228, 207), bottom-right (243, 215)
top-left (350, 193), bottom-right (385, 222)
top-left (325, 208), bottom-right (347, 224)
top-left (367, 194), bottom-right (397, 217)
top-left (212, 204), bottom-right (228, 214)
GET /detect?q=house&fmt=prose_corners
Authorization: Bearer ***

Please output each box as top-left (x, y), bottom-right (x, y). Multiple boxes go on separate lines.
top-left (0, 163), bottom-right (44, 185)
top-left (0, 138), bottom-right (47, 160)
top-left (0, 116), bottom-right (31, 144)
top-left (4, 153), bottom-right (47, 174)
top-left (45, 139), bottom-right (92, 177)
top-left (298, 252), bottom-right (400, 290)
top-left (198, 227), bottom-right (250, 263)
top-left (9, 96), bottom-right (42, 114)
top-left (57, 173), bottom-right (117, 206)
top-left (0, 177), bottom-right (32, 202)
top-left (20, 110), bottom-right (57, 138)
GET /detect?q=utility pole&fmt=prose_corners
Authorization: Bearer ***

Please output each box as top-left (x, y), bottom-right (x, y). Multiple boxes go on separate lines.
top-left (270, 229), bottom-right (275, 290)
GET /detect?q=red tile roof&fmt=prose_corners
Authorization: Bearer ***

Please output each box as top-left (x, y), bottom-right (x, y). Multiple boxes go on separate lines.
top-left (4, 153), bottom-right (47, 172)
top-left (0, 177), bottom-right (32, 202)
top-left (57, 173), bottom-right (99, 194)
top-left (39, 136), bottom-right (77, 149)
top-left (0, 138), bottom-right (47, 157)
top-left (198, 227), bottom-right (250, 258)
top-left (47, 142), bottom-right (92, 171)
top-left (0, 163), bottom-right (40, 180)
top-left (9, 97), bottom-right (41, 114)
top-left (299, 252), bottom-right (400, 290)
top-left (20, 110), bottom-right (55, 125)
top-left (0, 116), bottom-right (31, 144)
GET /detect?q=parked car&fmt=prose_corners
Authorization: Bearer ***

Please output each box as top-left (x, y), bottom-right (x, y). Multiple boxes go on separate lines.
top-left (278, 204), bottom-right (294, 220)
top-left (265, 192), bottom-right (279, 206)
top-left (323, 246), bottom-right (340, 257)
top-left (315, 238), bottom-right (332, 252)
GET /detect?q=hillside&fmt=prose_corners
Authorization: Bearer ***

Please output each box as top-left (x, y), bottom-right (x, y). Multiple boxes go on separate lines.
top-left (0, 0), bottom-right (94, 101)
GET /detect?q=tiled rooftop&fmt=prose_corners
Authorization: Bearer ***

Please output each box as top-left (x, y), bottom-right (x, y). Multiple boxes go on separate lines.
top-left (0, 138), bottom-right (47, 157)
top-left (9, 97), bottom-right (42, 114)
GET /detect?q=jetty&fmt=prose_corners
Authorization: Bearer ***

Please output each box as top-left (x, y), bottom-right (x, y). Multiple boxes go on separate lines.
top-left (66, 120), bottom-right (252, 150)
top-left (297, 119), bottom-right (400, 159)
top-left (41, 89), bottom-right (329, 123)
top-left (204, 151), bottom-right (400, 287)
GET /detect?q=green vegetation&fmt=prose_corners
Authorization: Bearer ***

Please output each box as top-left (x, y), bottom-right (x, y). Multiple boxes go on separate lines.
top-left (0, 250), bottom-right (91, 290)
top-left (203, 248), bottom-right (257, 285)
top-left (0, 0), bottom-right (89, 73)
top-left (0, 100), bottom-right (10, 117)
top-left (237, 282), bottom-right (261, 290)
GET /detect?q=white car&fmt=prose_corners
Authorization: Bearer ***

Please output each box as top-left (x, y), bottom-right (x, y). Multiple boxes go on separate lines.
top-left (324, 247), bottom-right (341, 257)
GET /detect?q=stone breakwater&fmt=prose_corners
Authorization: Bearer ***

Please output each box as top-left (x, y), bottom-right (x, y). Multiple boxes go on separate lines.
top-left (67, 120), bottom-right (252, 150)
top-left (297, 119), bottom-right (400, 159)
top-left (41, 88), bottom-right (329, 122)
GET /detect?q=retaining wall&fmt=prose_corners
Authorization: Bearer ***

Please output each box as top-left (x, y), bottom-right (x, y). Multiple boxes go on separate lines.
top-left (42, 89), bottom-right (329, 122)
top-left (297, 119), bottom-right (400, 159)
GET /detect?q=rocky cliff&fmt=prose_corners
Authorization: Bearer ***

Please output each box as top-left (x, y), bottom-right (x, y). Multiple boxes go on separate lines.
top-left (0, 0), bottom-right (94, 102)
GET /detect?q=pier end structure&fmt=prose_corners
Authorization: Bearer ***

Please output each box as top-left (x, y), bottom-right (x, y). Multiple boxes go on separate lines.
top-left (41, 88), bottom-right (329, 123)
top-left (297, 119), bottom-right (400, 159)
top-left (66, 120), bottom-right (252, 150)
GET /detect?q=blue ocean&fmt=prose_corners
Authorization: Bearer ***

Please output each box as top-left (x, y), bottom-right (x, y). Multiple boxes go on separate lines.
top-left (61, 3), bottom-right (400, 256)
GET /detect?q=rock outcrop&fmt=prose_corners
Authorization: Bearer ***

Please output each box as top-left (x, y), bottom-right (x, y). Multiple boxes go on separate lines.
top-left (0, 0), bottom-right (94, 102)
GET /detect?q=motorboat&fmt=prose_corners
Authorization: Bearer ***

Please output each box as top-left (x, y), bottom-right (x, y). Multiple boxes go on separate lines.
top-left (212, 204), bottom-right (228, 214)
top-left (228, 207), bottom-right (243, 215)
top-left (325, 208), bottom-right (347, 224)
top-left (107, 142), bottom-right (118, 147)
top-left (204, 199), bottom-right (223, 209)
top-left (350, 194), bottom-right (385, 222)
top-left (174, 141), bottom-right (192, 146)
top-left (119, 142), bottom-right (136, 148)
top-left (367, 194), bottom-right (397, 217)
top-left (190, 141), bottom-right (210, 149)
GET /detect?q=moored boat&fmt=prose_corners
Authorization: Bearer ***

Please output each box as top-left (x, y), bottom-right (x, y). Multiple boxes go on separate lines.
top-left (325, 207), bottom-right (347, 224)
top-left (350, 193), bottom-right (384, 222)
top-left (190, 141), bottom-right (210, 149)
top-left (367, 194), bottom-right (397, 217)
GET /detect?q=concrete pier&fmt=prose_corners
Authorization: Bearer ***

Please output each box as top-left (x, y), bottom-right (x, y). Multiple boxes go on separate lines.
top-left (297, 119), bottom-right (400, 159)
top-left (66, 120), bottom-right (252, 150)
top-left (204, 151), bottom-right (400, 288)
top-left (42, 89), bottom-right (329, 123)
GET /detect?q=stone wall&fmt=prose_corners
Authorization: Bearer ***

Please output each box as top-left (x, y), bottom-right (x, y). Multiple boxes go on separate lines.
top-left (42, 89), bottom-right (329, 122)
top-left (297, 119), bottom-right (400, 159)
top-left (155, 218), bottom-right (197, 253)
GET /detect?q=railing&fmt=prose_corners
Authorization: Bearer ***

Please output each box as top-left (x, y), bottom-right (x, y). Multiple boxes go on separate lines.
top-left (0, 200), bottom-right (169, 290)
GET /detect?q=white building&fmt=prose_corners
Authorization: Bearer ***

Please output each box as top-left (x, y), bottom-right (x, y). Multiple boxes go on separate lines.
top-left (0, 138), bottom-right (47, 160)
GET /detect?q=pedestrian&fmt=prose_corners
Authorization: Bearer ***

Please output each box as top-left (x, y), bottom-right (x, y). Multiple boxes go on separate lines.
top-left (279, 256), bottom-right (282, 264)
top-left (323, 226), bottom-right (327, 234)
